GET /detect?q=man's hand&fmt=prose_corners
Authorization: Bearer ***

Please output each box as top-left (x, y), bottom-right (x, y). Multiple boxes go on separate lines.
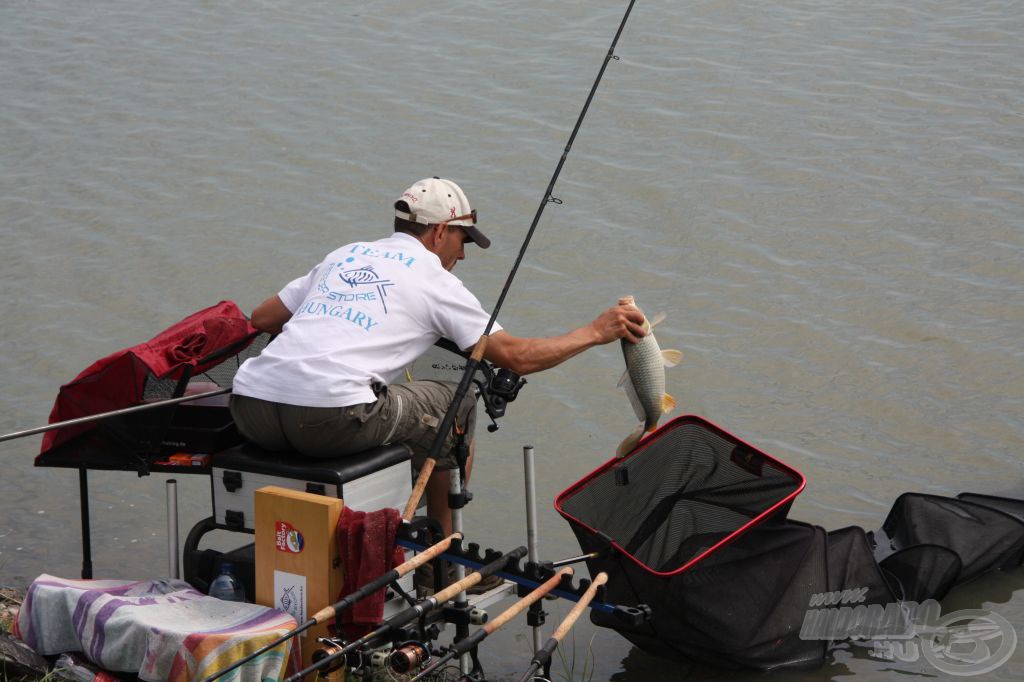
top-left (590, 304), bottom-right (647, 345)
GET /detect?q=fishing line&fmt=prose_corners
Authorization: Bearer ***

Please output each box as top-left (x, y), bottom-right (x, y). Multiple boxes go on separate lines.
top-left (406, 0), bottom-right (641, 514)
top-left (483, 0), bottom-right (637, 332)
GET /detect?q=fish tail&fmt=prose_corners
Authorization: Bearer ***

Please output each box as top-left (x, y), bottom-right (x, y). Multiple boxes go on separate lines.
top-left (616, 423), bottom-right (646, 458)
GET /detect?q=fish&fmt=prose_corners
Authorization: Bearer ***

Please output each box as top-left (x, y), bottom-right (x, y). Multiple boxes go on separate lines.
top-left (616, 296), bottom-right (683, 457)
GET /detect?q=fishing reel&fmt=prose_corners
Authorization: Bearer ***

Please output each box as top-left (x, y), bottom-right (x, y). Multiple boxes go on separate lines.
top-left (476, 365), bottom-right (527, 432)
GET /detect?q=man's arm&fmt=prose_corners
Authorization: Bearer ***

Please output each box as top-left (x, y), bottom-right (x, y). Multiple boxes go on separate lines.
top-left (482, 304), bottom-right (646, 376)
top-left (250, 295), bottom-right (293, 334)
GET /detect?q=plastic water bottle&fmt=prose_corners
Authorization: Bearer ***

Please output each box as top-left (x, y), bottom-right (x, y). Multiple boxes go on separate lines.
top-left (208, 562), bottom-right (246, 602)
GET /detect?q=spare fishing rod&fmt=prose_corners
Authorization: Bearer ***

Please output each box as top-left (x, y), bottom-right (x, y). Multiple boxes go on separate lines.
top-left (0, 387), bottom-right (232, 445)
top-left (285, 546), bottom-right (528, 682)
top-left (516, 572), bottom-right (609, 682)
top-left (202, 532), bottom-right (462, 682)
top-left (404, 0), bottom-right (641, 519)
top-left (403, 567), bottom-right (573, 681)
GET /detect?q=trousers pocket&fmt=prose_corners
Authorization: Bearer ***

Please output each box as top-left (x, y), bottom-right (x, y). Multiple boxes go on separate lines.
top-left (296, 405), bottom-right (351, 430)
top-left (381, 394), bottom-right (404, 444)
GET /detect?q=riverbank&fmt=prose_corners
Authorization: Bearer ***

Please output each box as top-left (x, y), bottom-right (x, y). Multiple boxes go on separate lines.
top-left (1, 586), bottom-right (52, 681)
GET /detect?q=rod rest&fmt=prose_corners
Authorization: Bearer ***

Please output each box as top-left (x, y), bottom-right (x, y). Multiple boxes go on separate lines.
top-left (396, 527), bottom-right (629, 610)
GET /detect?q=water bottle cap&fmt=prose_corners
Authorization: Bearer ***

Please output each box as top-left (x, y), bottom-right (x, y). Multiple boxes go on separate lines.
top-left (220, 562), bottom-right (234, 573)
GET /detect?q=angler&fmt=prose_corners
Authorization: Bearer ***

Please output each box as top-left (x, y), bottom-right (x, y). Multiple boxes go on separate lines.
top-left (229, 177), bottom-right (646, 538)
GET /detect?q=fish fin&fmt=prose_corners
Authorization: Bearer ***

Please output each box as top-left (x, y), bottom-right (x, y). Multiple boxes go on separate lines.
top-left (662, 393), bottom-right (677, 414)
top-left (616, 369), bottom-right (629, 388)
top-left (661, 349), bottom-right (683, 367)
top-left (616, 424), bottom-right (646, 458)
top-left (648, 312), bottom-right (667, 329)
top-left (404, 367), bottom-right (414, 383)
top-left (622, 377), bottom-right (647, 422)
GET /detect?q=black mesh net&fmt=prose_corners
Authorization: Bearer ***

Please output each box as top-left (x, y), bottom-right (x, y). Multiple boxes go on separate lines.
top-left (556, 415), bottom-right (1024, 670)
top-left (558, 417), bottom-right (803, 575)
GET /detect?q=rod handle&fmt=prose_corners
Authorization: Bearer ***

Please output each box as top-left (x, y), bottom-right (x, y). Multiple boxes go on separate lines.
top-left (551, 572), bottom-right (608, 642)
top-left (431, 546), bottom-right (525, 605)
top-left (309, 532), bottom-right (462, 622)
top-left (402, 334), bottom-right (487, 520)
top-left (403, 458), bottom-right (436, 521)
top-left (485, 568), bottom-right (572, 634)
top-left (468, 334), bottom-right (489, 362)
top-left (431, 569), bottom-right (484, 604)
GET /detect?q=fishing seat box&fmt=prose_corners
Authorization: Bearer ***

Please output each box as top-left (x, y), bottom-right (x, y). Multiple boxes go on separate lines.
top-left (184, 442), bottom-right (413, 600)
top-left (210, 442), bottom-right (413, 531)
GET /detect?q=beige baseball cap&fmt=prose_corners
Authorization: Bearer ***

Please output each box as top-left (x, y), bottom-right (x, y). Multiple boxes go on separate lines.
top-left (394, 177), bottom-right (491, 249)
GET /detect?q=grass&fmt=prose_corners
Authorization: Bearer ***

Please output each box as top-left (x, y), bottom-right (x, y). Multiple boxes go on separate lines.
top-left (554, 630), bottom-right (597, 682)
top-left (0, 588), bottom-right (21, 635)
top-left (0, 587), bottom-right (57, 681)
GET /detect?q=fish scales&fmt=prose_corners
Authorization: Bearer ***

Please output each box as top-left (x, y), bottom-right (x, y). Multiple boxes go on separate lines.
top-left (622, 324), bottom-right (668, 430)
top-left (615, 296), bottom-right (681, 457)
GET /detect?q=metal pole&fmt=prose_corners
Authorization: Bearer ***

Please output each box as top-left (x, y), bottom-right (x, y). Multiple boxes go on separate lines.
top-left (523, 445), bottom-right (543, 654)
top-left (0, 387), bottom-right (231, 444)
top-left (448, 467), bottom-right (472, 675)
top-left (166, 479), bottom-right (180, 579)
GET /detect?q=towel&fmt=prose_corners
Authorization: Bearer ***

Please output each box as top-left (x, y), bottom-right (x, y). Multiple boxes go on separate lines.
top-left (15, 575), bottom-right (298, 681)
top-left (336, 507), bottom-right (406, 638)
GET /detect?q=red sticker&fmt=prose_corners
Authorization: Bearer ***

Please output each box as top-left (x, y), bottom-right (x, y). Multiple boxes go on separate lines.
top-left (275, 521), bottom-right (305, 554)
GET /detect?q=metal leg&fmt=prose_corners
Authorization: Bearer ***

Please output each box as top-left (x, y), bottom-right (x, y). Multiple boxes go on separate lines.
top-left (448, 467), bottom-right (472, 675)
top-left (524, 445), bottom-right (544, 653)
top-left (79, 467), bottom-right (92, 579)
top-left (166, 479), bottom-right (179, 579)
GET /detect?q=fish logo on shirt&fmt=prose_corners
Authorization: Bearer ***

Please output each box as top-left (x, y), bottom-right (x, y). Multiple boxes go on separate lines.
top-left (340, 265), bottom-right (384, 286)
top-left (339, 264), bottom-right (394, 313)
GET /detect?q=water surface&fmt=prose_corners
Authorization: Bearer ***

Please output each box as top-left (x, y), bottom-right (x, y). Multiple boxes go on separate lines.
top-left (2, 1), bottom-right (1022, 679)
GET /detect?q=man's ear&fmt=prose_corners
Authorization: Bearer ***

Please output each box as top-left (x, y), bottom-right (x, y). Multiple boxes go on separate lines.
top-left (431, 223), bottom-right (448, 247)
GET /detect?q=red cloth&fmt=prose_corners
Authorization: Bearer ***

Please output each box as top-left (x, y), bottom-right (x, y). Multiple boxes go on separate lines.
top-left (335, 506), bottom-right (406, 639)
top-left (38, 300), bottom-right (257, 458)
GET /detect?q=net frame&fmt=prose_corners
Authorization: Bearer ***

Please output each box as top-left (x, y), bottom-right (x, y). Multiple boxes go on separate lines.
top-left (555, 415), bottom-right (805, 577)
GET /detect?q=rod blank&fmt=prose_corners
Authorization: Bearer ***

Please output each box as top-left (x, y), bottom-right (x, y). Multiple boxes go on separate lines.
top-left (0, 387), bottom-right (231, 444)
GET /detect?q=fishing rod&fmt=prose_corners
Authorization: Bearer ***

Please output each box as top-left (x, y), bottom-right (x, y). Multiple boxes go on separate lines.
top-left (0, 387), bottom-right (232, 445)
top-left (515, 572), bottom-right (609, 682)
top-left (404, 567), bottom-right (573, 681)
top-left (202, 532), bottom-right (461, 682)
top-left (403, 0), bottom-right (641, 519)
top-left (285, 546), bottom-right (528, 682)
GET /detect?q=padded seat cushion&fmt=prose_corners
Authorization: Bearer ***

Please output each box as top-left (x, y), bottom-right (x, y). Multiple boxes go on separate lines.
top-left (212, 441), bottom-right (411, 484)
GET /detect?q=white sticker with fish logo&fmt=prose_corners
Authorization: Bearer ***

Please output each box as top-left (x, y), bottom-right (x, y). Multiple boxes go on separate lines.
top-left (274, 570), bottom-right (307, 625)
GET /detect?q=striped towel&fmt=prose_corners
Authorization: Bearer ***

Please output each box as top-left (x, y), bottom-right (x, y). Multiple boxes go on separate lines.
top-left (15, 575), bottom-right (298, 681)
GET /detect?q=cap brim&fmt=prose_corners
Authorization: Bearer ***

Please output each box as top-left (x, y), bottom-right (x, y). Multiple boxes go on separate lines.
top-left (460, 224), bottom-right (491, 249)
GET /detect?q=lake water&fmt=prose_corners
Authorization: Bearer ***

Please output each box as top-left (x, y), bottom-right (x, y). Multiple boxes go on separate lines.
top-left (2, 1), bottom-right (1022, 679)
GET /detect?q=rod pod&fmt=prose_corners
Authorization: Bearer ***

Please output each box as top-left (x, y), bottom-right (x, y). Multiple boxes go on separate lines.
top-left (285, 546), bottom-right (528, 682)
top-left (406, 567), bottom-right (573, 681)
top-left (202, 533), bottom-right (461, 682)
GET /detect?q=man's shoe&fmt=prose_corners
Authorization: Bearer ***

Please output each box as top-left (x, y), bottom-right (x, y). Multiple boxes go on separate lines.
top-left (467, 572), bottom-right (506, 595)
top-left (415, 562), bottom-right (507, 597)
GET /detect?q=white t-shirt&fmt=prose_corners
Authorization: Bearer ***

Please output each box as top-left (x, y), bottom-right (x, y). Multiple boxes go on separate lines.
top-left (233, 233), bottom-right (501, 407)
